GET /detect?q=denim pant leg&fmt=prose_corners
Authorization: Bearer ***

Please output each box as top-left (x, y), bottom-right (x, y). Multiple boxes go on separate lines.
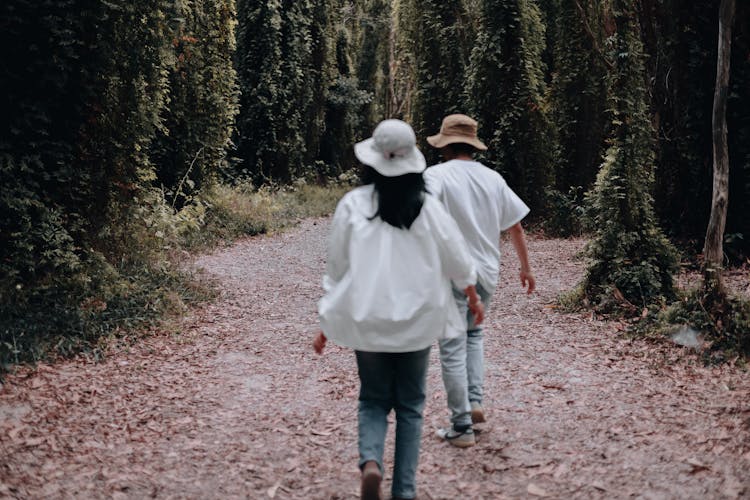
top-left (438, 333), bottom-right (472, 427)
top-left (356, 351), bottom-right (394, 474)
top-left (467, 284), bottom-right (492, 404)
top-left (391, 347), bottom-right (430, 499)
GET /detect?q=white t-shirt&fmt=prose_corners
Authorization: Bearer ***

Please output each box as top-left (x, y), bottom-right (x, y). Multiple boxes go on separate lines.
top-left (425, 159), bottom-right (530, 294)
top-left (318, 185), bottom-right (477, 352)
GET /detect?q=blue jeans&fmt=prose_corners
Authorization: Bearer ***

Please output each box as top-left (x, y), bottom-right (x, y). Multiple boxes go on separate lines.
top-left (439, 283), bottom-right (492, 427)
top-left (356, 347), bottom-right (430, 500)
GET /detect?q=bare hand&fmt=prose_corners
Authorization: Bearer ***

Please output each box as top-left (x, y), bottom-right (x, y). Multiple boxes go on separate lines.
top-left (520, 269), bottom-right (535, 294)
top-left (469, 300), bottom-right (485, 325)
top-left (313, 331), bottom-right (327, 354)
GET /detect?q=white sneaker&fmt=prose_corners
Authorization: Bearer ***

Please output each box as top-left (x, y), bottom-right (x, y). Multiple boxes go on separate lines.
top-left (436, 426), bottom-right (476, 448)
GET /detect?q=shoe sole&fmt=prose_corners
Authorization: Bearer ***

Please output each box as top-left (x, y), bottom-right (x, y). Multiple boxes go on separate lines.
top-left (361, 469), bottom-right (382, 500)
top-left (448, 437), bottom-right (476, 448)
top-left (440, 430), bottom-right (476, 448)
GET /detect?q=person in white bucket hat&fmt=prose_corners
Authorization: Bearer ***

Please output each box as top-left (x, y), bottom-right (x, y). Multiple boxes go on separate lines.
top-left (313, 119), bottom-right (484, 500)
top-left (353, 119), bottom-right (427, 176)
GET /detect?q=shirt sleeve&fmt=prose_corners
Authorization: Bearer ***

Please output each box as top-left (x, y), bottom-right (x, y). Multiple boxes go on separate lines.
top-left (428, 198), bottom-right (477, 290)
top-left (322, 197), bottom-right (352, 292)
top-left (498, 181), bottom-right (531, 231)
top-left (424, 168), bottom-right (443, 200)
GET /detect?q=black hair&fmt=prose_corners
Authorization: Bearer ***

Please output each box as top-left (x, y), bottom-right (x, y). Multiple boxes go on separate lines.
top-left (361, 165), bottom-right (427, 229)
top-left (442, 142), bottom-right (477, 157)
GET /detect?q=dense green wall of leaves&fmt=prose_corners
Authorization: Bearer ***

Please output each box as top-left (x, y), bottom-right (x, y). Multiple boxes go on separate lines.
top-left (0, 0), bottom-right (239, 363)
top-left (397, 0), bottom-right (474, 164)
top-left (235, 0), bottom-right (372, 182)
top-left (466, 0), bottom-right (556, 212)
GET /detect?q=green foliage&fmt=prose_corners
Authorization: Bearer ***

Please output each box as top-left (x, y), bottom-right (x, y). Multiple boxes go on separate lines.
top-left (235, 0), bottom-right (369, 181)
top-left (465, 0), bottom-right (557, 212)
top-left (1, 256), bottom-right (213, 370)
top-left (581, 0), bottom-right (679, 310)
top-left (183, 182), bottom-right (351, 250)
top-left (234, 0), bottom-right (287, 181)
top-left (320, 27), bottom-right (373, 175)
top-left (659, 290), bottom-right (750, 359)
top-left (545, 0), bottom-right (609, 193)
top-left (153, 0), bottom-right (240, 207)
top-left (1, 0), bottom-right (172, 292)
top-left (0, 0), bottom-right (239, 369)
top-left (543, 186), bottom-right (588, 237)
top-left (356, 0), bottom-right (392, 133)
top-left (397, 0), bottom-right (474, 162)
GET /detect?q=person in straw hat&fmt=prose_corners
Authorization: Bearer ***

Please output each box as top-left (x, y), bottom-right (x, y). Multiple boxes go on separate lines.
top-left (313, 118), bottom-right (485, 500)
top-left (425, 114), bottom-right (536, 448)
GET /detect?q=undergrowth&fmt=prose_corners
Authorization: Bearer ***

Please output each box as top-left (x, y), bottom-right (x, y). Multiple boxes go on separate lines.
top-left (182, 181), bottom-right (350, 251)
top-left (652, 290), bottom-right (750, 363)
top-left (559, 278), bottom-right (750, 365)
top-left (1, 181), bottom-right (349, 373)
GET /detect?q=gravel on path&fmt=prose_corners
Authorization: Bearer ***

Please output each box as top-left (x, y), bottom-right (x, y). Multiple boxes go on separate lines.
top-left (1, 217), bottom-right (748, 499)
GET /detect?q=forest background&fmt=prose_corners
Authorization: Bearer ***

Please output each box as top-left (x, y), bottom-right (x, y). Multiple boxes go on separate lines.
top-left (1, 0), bottom-right (749, 368)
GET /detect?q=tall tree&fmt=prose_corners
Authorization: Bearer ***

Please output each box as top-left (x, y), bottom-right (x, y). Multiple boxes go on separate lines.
top-left (465, 0), bottom-right (556, 212)
top-left (546, 0), bottom-right (609, 192)
top-left (398, 0), bottom-right (473, 163)
top-left (235, 0), bottom-right (284, 181)
top-left (320, 25), bottom-right (373, 174)
top-left (388, 0), bottom-right (417, 119)
top-left (581, 0), bottom-right (678, 309)
top-left (637, 1), bottom-right (750, 260)
top-left (357, 0), bottom-right (391, 130)
top-left (153, 0), bottom-right (239, 206)
top-left (703, 0), bottom-right (736, 298)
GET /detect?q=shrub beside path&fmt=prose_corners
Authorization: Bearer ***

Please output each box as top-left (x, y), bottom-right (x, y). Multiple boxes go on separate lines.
top-left (1, 217), bottom-right (748, 499)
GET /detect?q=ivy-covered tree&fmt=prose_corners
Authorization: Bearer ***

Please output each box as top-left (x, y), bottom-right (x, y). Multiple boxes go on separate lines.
top-left (581, 0), bottom-right (678, 309)
top-left (235, 0), bottom-right (287, 181)
top-left (356, 0), bottom-right (391, 134)
top-left (320, 26), bottom-right (373, 175)
top-left (0, 0), bottom-right (173, 296)
top-left (153, 0), bottom-right (240, 206)
top-left (236, 0), bottom-right (368, 181)
top-left (0, 0), bottom-right (190, 364)
top-left (397, 0), bottom-right (473, 163)
top-left (545, 0), bottom-right (609, 194)
top-left (303, 0), bottom-right (331, 169)
top-left (465, 0), bottom-right (556, 212)
top-left (388, 0), bottom-right (417, 119)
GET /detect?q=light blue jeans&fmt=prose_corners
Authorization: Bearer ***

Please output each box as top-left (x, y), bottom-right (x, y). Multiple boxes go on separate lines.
top-left (439, 283), bottom-right (492, 427)
top-left (356, 347), bottom-right (430, 500)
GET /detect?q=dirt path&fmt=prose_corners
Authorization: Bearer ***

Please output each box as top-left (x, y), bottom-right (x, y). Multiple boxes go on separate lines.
top-left (1, 218), bottom-right (749, 499)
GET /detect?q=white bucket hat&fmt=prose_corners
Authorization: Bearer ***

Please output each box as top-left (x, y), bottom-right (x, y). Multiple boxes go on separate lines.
top-left (354, 119), bottom-right (426, 177)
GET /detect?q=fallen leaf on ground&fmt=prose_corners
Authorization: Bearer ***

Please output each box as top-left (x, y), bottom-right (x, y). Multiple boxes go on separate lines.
top-left (686, 458), bottom-right (710, 474)
top-left (267, 481), bottom-right (281, 498)
top-left (527, 483), bottom-right (549, 497)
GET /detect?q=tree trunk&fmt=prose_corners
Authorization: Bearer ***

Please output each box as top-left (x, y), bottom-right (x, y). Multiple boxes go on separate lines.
top-left (703, 0), bottom-right (735, 298)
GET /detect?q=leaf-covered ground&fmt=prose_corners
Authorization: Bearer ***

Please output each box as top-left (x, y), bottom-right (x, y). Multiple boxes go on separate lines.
top-left (1, 218), bottom-right (748, 499)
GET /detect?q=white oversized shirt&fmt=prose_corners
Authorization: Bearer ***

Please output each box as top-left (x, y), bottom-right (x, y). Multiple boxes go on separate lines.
top-left (425, 159), bottom-right (530, 294)
top-left (318, 185), bottom-right (477, 352)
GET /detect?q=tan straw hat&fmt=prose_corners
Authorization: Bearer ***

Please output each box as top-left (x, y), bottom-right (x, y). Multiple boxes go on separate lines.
top-left (426, 114), bottom-right (488, 151)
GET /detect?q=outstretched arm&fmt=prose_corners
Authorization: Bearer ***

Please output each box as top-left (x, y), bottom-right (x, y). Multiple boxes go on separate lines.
top-left (507, 222), bottom-right (535, 294)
